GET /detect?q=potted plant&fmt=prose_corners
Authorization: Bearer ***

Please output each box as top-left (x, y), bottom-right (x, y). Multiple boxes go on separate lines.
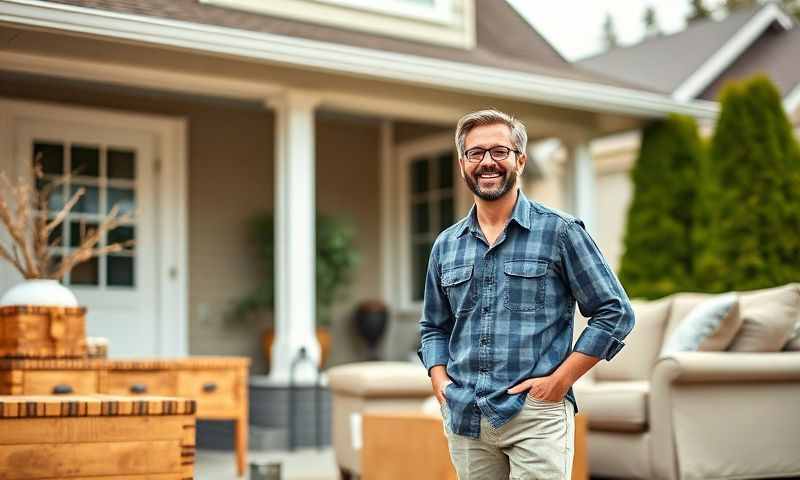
top-left (235, 212), bottom-right (360, 369)
top-left (0, 162), bottom-right (134, 305)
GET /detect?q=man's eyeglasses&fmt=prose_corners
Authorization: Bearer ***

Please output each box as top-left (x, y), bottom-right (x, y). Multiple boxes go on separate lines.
top-left (463, 146), bottom-right (519, 163)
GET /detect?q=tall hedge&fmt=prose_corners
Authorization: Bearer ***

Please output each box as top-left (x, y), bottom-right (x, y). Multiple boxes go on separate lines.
top-left (618, 114), bottom-right (705, 299)
top-left (694, 75), bottom-right (800, 292)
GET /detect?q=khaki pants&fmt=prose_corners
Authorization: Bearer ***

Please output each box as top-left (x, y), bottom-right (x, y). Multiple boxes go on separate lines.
top-left (441, 396), bottom-right (575, 480)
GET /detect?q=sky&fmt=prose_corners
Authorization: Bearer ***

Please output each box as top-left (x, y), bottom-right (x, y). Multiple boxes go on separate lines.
top-left (506, 0), bottom-right (726, 61)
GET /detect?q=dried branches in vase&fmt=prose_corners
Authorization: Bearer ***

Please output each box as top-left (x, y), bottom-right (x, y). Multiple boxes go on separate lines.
top-left (0, 161), bottom-right (135, 281)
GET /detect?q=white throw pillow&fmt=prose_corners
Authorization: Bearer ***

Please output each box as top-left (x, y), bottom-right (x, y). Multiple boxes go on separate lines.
top-left (661, 293), bottom-right (741, 356)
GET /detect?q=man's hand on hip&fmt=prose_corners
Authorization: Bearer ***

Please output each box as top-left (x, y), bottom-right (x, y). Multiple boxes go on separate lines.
top-left (506, 374), bottom-right (570, 402)
top-left (430, 365), bottom-right (452, 406)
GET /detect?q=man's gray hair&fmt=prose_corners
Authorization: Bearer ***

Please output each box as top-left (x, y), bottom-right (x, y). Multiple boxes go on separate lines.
top-left (454, 109), bottom-right (528, 158)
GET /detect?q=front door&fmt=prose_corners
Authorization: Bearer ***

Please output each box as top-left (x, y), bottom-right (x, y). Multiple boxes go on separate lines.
top-left (17, 119), bottom-right (160, 357)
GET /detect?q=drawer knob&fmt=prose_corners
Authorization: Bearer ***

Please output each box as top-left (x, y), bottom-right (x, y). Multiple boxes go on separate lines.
top-left (130, 383), bottom-right (148, 394)
top-left (52, 384), bottom-right (73, 395)
top-left (202, 382), bottom-right (218, 393)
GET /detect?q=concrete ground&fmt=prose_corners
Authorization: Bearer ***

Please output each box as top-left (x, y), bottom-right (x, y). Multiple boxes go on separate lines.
top-left (195, 447), bottom-right (341, 480)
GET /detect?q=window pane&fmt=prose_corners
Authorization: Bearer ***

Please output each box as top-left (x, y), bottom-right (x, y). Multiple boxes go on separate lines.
top-left (107, 255), bottom-right (134, 287)
top-left (107, 225), bottom-right (135, 251)
top-left (70, 257), bottom-right (98, 286)
top-left (49, 223), bottom-right (63, 247)
top-left (108, 188), bottom-right (135, 215)
top-left (412, 241), bottom-right (432, 302)
top-left (411, 158), bottom-right (429, 194)
top-left (33, 142), bottom-right (63, 175)
top-left (70, 221), bottom-right (98, 248)
top-left (412, 201), bottom-right (429, 235)
top-left (440, 196), bottom-right (454, 232)
top-left (71, 145), bottom-right (100, 177)
top-left (108, 149), bottom-right (136, 179)
top-left (438, 151), bottom-right (453, 189)
top-left (36, 178), bottom-right (65, 212)
top-left (70, 185), bottom-right (99, 214)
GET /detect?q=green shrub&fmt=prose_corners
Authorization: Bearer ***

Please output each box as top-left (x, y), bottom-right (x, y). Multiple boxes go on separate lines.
top-left (694, 75), bottom-right (800, 292)
top-left (618, 114), bottom-right (706, 299)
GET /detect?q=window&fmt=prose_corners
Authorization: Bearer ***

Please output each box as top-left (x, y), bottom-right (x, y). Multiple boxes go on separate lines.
top-left (388, 134), bottom-right (469, 311)
top-left (34, 140), bottom-right (137, 288)
top-left (199, 0), bottom-right (475, 49)
top-left (409, 150), bottom-right (456, 301)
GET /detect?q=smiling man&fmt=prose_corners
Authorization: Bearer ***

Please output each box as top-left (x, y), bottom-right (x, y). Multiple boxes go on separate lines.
top-left (417, 109), bottom-right (635, 479)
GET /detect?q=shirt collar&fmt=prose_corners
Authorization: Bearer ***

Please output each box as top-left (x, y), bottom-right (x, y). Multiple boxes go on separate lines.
top-left (456, 188), bottom-right (531, 238)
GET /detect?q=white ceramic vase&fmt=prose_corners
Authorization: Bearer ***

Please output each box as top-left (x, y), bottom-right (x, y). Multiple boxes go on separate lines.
top-left (0, 279), bottom-right (79, 307)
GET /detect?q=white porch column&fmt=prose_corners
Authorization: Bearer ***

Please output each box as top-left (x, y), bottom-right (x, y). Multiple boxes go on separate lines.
top-left (267, 90), bottom-right (321, 384)
top-left (563, 139), bottom-right (596, 233)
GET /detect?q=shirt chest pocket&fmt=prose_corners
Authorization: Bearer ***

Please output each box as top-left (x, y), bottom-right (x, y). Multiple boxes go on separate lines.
top-left (503, 259), bottom-right (548, 312)
top-left (441, 264), bottom-right (476, 315)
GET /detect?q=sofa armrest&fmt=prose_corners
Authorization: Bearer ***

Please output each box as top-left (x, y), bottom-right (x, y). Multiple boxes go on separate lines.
top-left (649, 352), bottom-right (800, 480)
top-left (654, 351), bottom-right (800, 382)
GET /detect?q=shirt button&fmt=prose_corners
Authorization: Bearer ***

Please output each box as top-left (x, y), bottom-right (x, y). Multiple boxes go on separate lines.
top-left (480, 338), bottom-right (489, 346)
top-left (480, 367), bottom-right (488, 373)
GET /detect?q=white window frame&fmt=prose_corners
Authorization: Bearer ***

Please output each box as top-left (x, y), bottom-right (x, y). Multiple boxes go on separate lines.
top-left (314, 0), bottom-right (453, 24)
top-left (384, 133), bottom-right (471, 314)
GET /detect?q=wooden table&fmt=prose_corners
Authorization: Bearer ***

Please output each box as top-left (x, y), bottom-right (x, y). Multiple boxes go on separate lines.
top-left (0, 356), bottom-right (250, 476)
top-left (0, 394), bottom-right (196, 479)
top-left (362, 411), bottom-right (589, 480)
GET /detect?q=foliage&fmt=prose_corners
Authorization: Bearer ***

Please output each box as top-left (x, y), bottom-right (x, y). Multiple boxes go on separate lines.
top-left (235, 212), bottom-right (361, 328)
top-left (693, 75), bottom-right (800, 292)
top-left (643, 5), bottom-right (660, 37)
top-left (687, 0), bottom-right (713, 22)
top-left (603, 13), bottom-right (619, 50)
top-left (618, 114), bottom-right (706, 299)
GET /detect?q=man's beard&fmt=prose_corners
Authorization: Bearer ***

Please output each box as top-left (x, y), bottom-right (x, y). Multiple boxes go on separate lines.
top-left (463, 165), bottom-right (517, 201)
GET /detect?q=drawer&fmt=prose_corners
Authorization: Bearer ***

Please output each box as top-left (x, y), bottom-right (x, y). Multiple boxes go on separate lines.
top-left (23, 370), bottom-right (98, 395)
top-left (177, 369), bottom-right (238, 417)
top-left (105, 371), bottom-right (177, 396)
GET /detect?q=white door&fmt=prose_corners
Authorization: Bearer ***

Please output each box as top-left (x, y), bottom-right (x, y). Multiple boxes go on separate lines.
top-left (16, 119), bottom-right (160, 357)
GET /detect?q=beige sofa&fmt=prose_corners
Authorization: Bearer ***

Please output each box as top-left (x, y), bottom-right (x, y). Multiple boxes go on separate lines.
top-left (574, 283), bottom-right (800, 480)
top-left (329, 284), bottom-right (800, 480)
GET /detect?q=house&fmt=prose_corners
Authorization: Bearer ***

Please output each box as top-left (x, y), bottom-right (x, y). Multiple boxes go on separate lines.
top-left (0, 0), bottom-right (714, 379)
top-left (559, 2), bottom-right (800, 273)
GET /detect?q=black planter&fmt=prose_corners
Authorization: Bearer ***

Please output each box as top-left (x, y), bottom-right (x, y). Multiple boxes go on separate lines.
top-left (354, 301), bottom-right (388, 359)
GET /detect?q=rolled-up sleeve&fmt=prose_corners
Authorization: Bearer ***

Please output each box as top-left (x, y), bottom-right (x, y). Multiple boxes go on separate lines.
top-left (417, 242), bottom-right (454, 377)
top-left (559, 219), bottom-right (635, 361)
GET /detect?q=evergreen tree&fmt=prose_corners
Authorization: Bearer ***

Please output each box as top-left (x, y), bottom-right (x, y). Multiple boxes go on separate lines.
top-left (602, 13), bottom-right (619, 50)
top-left (643, 5), bottom-right (661, 37)
top-left (694, 75), bottom-right (800, 292)
top-left (724, 0), bottom-right (759, 12)
top-left (618, 115), bottom-right (706, 299)
top-left (687, 0), bottom-right (712, 22)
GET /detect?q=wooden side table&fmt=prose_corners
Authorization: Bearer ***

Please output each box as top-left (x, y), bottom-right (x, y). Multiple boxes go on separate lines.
top-left (0, 394), bottom-right (196, 479)
top-left (362, 411), bottom-right (589, 480)
top-left (0, 356), bottom-right (250, 476)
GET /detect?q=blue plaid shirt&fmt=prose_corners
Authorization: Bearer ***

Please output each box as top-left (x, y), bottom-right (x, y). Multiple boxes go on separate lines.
top-left (417, 189), bottom-right (635, 438)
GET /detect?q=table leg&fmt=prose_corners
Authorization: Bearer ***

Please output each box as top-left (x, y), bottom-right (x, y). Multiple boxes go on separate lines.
top-left (235, 415), bottom-right (247, 476)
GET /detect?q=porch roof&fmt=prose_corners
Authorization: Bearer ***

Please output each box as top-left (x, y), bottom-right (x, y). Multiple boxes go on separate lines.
top-left (0, 0), bottom-right (718, 121)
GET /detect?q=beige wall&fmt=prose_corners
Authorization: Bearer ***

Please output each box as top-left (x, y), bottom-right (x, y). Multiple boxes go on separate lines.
top-left (0, 73), bottom-right (400, 372)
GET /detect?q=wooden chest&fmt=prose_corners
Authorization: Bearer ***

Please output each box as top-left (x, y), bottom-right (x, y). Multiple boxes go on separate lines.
top-left (0, 356), bottom-right (250, 476)
top-left (0, 394), bottom-right (196, 480)
top-left (0, 306), bottom-right (86, 358)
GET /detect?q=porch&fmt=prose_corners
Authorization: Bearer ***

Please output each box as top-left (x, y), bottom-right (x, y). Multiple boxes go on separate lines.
top-left (0, 15), bottom-right (695, 376)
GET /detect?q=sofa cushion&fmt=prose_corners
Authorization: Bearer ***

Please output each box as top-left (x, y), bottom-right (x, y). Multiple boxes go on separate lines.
top-left (328, 361), bottom-right (432, 398)
top-left (573, 380), bottom-right (649, 433)
top-left (661, 293), bottom-right (742, 356)
top-left (728, 283), bottom-right (800, 352)
top-left (664, 292), bottom-right (714, 340)
top-left (592, 298), bottom-right (672, 381)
